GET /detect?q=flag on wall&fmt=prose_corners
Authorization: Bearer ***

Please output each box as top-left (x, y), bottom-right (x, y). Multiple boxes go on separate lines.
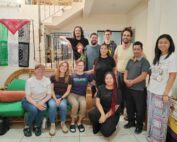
top-left (8, 30), bottom-right (18, 66)
top-left (0, 24), bottom-right (8, 66)
top-left (0, 19), bottom-right (30, 35)
top-left (18, 24), bottom-right (30, 67)
top-left (0, 19), bottom-right (30, 67)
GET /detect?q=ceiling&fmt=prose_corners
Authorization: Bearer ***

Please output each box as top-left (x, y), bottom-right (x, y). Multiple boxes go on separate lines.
top-left (88, 0), bottom-right (146, 15)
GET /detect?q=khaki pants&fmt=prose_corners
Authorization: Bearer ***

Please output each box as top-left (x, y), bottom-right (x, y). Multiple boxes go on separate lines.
top-left (68, 93), bottom-right (86, 119)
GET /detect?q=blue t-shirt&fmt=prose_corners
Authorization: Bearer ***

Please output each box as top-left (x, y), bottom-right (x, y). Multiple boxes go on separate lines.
top-left (69, 73), bottom-right (93, 96)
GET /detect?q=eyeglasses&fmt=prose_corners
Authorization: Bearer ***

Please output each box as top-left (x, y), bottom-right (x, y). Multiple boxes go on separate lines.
top-left (77, 64), bottom-right (84, 67)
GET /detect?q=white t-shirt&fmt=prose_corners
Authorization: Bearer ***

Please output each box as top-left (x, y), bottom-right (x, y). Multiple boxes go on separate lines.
top-left (148, 53), bottom-right (177, 96)
top-left (25, 76), bottom-right (51, 102)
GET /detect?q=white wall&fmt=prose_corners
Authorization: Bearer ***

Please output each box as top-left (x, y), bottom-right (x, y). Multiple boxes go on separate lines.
top-left (127, 1), bottom-right (148, 59)
top-left (50, 13), bottom-right (127, 33)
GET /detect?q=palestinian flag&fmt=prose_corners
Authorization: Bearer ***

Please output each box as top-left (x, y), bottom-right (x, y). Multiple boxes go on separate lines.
top-left (0, 19), bottom-right (30, 67)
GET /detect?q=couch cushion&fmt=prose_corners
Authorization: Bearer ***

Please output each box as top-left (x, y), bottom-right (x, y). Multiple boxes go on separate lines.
top-left (0, 91), bottom-right (25, 102)
top-left (0, 101), bottom-right (24, 117)
top-left (7, 79), bottom-right (26, 91)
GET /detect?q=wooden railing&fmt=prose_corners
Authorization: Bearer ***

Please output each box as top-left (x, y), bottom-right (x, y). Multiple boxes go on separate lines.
top-left (26, 0), bottom-right (81, 5)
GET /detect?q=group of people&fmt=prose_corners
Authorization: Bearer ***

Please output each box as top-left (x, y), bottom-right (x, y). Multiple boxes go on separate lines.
top-left (22, 26), bottom-right (177, 142)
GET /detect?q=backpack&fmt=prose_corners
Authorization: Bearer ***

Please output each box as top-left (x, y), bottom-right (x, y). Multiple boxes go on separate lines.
top-left (0, 117), bottom-right (10, 135)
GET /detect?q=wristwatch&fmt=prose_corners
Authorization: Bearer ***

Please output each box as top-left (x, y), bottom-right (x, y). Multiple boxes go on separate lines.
top-left (60, 97), bottom-right (64, 100)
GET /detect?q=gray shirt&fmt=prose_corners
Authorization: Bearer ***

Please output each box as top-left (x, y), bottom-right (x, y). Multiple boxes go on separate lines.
top-left (126, 57), bottom-right (150, 91)
top-left (86, 44), bottom-right (100, 70)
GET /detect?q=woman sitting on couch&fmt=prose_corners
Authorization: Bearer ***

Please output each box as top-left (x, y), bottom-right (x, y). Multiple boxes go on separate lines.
top-left (22, 64), bottom-right (52, 137)
top-left (48, 61), bottom-right (71, 135)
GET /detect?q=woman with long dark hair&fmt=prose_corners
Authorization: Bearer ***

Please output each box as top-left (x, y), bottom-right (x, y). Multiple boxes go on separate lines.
top-left (147, 34), bottom-right (177, 142)
top-left (89, 72), bottom-right (121, 137)
top-left (94, 43), bottom-right (116, 87)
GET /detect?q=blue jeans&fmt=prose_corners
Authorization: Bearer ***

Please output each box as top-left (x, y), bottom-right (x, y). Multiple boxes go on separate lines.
top-left (22, 98), bottom-right (46, 127)
top-left (48, 97), bottom-right (67, 123)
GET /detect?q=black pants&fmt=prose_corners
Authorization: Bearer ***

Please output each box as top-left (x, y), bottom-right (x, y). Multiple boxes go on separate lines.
top-left (118, 72), bottom-right (126, 114)
top-left (88, 107), bottom-right (120, 137)
top-left (126, 88), bottom-right (146, 128)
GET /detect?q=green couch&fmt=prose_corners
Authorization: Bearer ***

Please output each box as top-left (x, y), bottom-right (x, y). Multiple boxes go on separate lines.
top-left (0, 79), bottom-right (26, 117)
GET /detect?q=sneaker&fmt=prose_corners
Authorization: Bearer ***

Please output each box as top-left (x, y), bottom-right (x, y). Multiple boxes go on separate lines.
top-left (93, 126), bottom-right (99, 134)
top-left (34, 126), bottom-right (42, 136)
top-left (77, 124), bottom-right (85, 132)
top-left (49, 123), bottom-right (56, 136)
top-left (61, 123), bottom-right (68, 133)
top-left (70, 124), bottom-right (76, 133)
top-left (124, 122), bottom-right (135, 129)
top-left (23, 127), bottom-right (32, 137)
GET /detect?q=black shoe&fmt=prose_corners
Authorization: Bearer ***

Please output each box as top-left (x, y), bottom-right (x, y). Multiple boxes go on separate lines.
top-left (70, 124), bottom-right (76, 133)
top-left (93, 126), bottom-right (99, 134)
top-left (77, 124), bottom-right (85, 132)
top-left (23, 127), bottom-right (32, 137)
top-left (124, 122), bottom-right (135, 129)
top-left (135, 127), bottom-right (143, 134)
top-left (34, 126), bottom-right (42, 136)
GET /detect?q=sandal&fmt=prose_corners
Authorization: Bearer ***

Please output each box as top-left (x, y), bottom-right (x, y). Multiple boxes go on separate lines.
top-left (23, 127), bottom-right (32, 137)
top-left (77, 124), bottom-right (85, 132)
top-left (70, 124), bottom-right (76, 133)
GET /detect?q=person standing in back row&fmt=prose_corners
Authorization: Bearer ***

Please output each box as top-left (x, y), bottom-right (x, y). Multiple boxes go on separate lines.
top-left (103, 29), bottom-right (117, 57)
top-left (86, 33), bottom-right (100, 70)
top-left (114, 27), bottom-right (134, 116)
top-left (60, 26), bottom-right (89, 61)
top-left (86, 33), bottom-right (100, 97)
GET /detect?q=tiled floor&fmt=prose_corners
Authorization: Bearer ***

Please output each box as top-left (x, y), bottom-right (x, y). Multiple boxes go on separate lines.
top-left (0, 116), bottom-right (148, 142)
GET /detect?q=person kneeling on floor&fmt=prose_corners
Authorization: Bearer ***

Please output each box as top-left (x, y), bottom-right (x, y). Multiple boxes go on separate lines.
top-left (89, 72), bottom-right (121, 137)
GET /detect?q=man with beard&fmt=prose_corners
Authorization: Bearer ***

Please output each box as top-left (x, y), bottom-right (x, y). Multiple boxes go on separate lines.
top-left (60, 26), bottom-right (89, 60)
top-left (103, 29), bottom-right (117, 57)
top-left (114, 27), bottom-right (134, 118)
top-left (86, 33), bottom-right (100, 70)
top-left (85, 33), bottom-right (100, 98)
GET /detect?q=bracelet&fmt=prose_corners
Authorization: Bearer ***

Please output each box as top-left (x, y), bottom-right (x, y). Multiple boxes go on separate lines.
top-left (60, 97), bottom-right (64, 100)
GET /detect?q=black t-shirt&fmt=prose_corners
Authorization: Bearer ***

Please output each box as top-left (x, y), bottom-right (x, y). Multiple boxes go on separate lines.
top-left (66, 37), bottom-right (89, 60)
top-left (96, 85), bottom-right (121, 112)
top-left (50, 75), bottom-right (68, 96)
top-left (94, 56), bottom-right (115, 86)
